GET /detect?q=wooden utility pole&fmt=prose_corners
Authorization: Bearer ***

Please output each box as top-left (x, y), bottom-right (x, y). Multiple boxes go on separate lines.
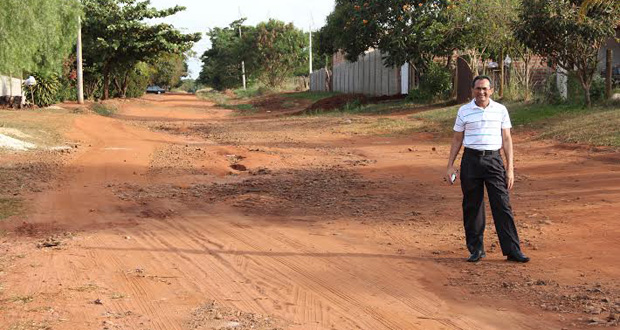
top-left (606, 49), bottom-right (612, 100)
top-left (77, 16), bottom-right (84, 104)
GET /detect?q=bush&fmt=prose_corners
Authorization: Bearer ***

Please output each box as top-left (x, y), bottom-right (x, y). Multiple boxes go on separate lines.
top-left (123, 62), bottom-right (150, 98)
top-left (538, 72), bottom-right (607, 105)
top-left (56, 79), bottom-right (77, 102)
top-left (25, 72), bottom-right (63, 107)
top-left (407, 61), bottom-right (451, 103)
top-left (92, 103), bottom-right (116, 117)
top-left (589, 74), bottom-right (606, 102)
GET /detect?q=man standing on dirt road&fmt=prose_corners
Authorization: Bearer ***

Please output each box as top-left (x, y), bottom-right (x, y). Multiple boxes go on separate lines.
top-left (446, 75), bottom-right (530, 263)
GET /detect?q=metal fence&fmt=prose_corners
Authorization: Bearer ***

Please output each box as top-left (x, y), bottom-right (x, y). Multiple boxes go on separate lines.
top-left (310, 50), bottom-right (404, 96)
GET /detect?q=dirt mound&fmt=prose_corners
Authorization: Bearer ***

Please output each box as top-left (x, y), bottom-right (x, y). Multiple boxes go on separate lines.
top-left (305, 94), bottom-right (368, 112)
top-left (305, 93), bottom-right (408, 113)
top-left (250, 95), bottom-right (289, 111)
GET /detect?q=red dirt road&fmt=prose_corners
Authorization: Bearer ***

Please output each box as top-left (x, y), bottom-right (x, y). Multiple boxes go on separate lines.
top-left (0, 94), bottom-right (618, 329)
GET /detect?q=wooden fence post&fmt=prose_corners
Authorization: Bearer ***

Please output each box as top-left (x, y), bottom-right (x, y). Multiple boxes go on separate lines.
top-left (606, 49), bottom-right (612, 100)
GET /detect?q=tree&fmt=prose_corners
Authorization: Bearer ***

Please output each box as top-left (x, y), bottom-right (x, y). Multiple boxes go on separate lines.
top-left (515, 0), bottom-right (619, 107)
top-left (81, 0), bottom-right (201, 99)
top-left (447, 0), bottom-right (519, 75)
top-left (197, 19), bottom-right (258, 90)
top-left (253, 20), bottom-right (307, 88)
top-left (320, 0), bottom-right (455, 70)
top-left (148, 53), bottom-right (189, 89)
top-left (198, 19), bottom-right (307, 90)
top-left (0, 0), bottom-right (81, 76)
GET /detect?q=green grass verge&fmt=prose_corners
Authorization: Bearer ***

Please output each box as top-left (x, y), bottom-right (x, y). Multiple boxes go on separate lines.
top-left (0, 198), bottom-right (21, 220)
top-left (196, 89), bottom-right (231, 104)
top-left (217, 103), bottom-right (256, 112)
top-left (91, 103), bottom-right (117, 117)
top-left (304, 100), bottom-right (429, 117)
top-left (283, 91), bottom-right (340, 102)
top-left (410, 101), bottom-right (620, 147)
top-left (537, 107), bottom-right (620, 146)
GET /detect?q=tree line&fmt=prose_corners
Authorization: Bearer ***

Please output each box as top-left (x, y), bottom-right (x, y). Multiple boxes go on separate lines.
top-left (197, 19), bottom-right (328, 91)
top-left (1, 0), bottom-right (201, 106)
top-left (315, 0), bottom-right (619, 107)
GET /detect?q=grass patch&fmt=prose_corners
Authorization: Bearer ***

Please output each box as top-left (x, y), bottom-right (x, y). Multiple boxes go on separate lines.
top-left (110, 293), bottom-right (126, 299)
top-left (365, 117), bottom-right (420, 135)
top-left (196, 89), bottom-right (231, 104)
top-left (408, 101), bottom-right (620, 147)
top-left (538, 107), bottom-right (620, 146)
top-left (0, 198), bottom-right (21, 220)
top-left (304, 100), bottom-right (425, 116)
top-left (69, 283), bottom-right (99, 292)
top-left (335, 117), bottom-right (423, 136)
top-left (91, 103), bottom-right (117, 117)
top-left (8, 320), bottom-right (51, 330)
top-left (9, 295), bottom-right (34, 304)
top-left (0, 108), bottom-right (78, 148)
top-left (283, 91), bottom-right (340, 102)
top-left (221, 104), bottom-right (255, 111)
top-left (233, 86), bottom-right (263, 99)
top-left (218, 103), bottom-right (258, 115)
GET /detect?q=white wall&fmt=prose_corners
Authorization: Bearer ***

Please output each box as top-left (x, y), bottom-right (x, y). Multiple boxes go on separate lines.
top-left (0, 75), bottom-right (23, 97)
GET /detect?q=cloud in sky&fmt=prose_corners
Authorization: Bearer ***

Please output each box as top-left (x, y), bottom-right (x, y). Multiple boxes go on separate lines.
top-left (148, 0), bottom-right (336, 78)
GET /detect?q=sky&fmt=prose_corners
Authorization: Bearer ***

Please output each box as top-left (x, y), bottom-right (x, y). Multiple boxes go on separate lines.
top-left (148, 0), bottom-right (336, 79)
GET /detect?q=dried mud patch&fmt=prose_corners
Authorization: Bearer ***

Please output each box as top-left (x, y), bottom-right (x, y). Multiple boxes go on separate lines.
top-left (113, 167), bottom-right (416, 220)
top-left (188, 301), bottom-right (287, 330)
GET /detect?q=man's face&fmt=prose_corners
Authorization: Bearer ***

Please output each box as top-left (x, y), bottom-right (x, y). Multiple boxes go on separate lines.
top-left (472, 79), bottom-right (494, 105)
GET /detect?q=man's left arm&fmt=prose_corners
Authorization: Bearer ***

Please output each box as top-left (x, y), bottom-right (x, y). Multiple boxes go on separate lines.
top-left (502, 128), bottom-right (514, 190)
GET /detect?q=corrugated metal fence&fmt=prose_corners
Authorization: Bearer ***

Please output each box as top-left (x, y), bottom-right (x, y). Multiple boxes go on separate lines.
top-left (310, 50), bottom-right (403, 96)
top-left (310, 68), bottom-right (329, 92)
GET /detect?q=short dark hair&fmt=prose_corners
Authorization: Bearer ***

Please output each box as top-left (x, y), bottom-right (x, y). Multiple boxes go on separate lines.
top-left (471, 75), bottom-right (493, 89)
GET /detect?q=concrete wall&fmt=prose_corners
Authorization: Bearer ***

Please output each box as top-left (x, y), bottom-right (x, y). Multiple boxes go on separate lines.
top-left (311, 50), bottom-right (403, 96)
top-left (0, 75), bottom-right (23, 97)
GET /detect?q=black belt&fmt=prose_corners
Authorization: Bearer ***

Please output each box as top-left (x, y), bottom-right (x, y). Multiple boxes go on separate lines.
top-left (464, 147), bottom-right (500, 156)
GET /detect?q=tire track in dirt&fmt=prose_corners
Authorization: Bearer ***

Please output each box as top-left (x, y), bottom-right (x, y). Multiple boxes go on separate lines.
top-left (207, 216), bottom-right (470, 329)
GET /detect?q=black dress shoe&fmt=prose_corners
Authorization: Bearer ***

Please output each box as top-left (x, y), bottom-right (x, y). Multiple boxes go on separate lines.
top-left (507, 251), bottom-right (530, 263)
top-left (467, 250), bottom-right (486, 262)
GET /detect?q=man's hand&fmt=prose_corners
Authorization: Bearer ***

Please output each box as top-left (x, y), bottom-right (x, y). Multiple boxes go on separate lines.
top-left (446, 131), bottom-right (464, 185)
top-left (447, 166), bottom-right (458, 184)
top-left (506, 168), bottom-right (514, 190)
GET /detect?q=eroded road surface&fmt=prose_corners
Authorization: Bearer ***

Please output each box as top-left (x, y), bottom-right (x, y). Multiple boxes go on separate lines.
top-left (0, 94), bottom-right (618, 329)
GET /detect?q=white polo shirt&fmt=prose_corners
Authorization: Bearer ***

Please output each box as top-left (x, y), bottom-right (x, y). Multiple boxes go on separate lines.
top-left (453, 99), bottom-right (512, 151)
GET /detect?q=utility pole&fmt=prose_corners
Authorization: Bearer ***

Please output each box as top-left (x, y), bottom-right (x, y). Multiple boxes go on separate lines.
top-left (77, 16), bottom-right (84, 104)
top-left (309, 27), bottom-right (313, 75)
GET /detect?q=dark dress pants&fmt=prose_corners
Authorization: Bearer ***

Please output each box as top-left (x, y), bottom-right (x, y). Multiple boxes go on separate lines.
top-left (460, 149), bottom-right (521, 256)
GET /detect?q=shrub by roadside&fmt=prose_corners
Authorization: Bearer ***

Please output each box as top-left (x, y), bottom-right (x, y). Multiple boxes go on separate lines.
top-left (91, 103), bottom-right (117, 117)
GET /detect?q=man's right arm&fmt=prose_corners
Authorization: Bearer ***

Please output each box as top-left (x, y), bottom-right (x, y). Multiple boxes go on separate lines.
top-left (446, 131), bottom-right (464, 182)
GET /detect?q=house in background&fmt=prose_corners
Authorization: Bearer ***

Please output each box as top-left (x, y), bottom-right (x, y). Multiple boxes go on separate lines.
top-left (598, 26), bottom-right (620, 85)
